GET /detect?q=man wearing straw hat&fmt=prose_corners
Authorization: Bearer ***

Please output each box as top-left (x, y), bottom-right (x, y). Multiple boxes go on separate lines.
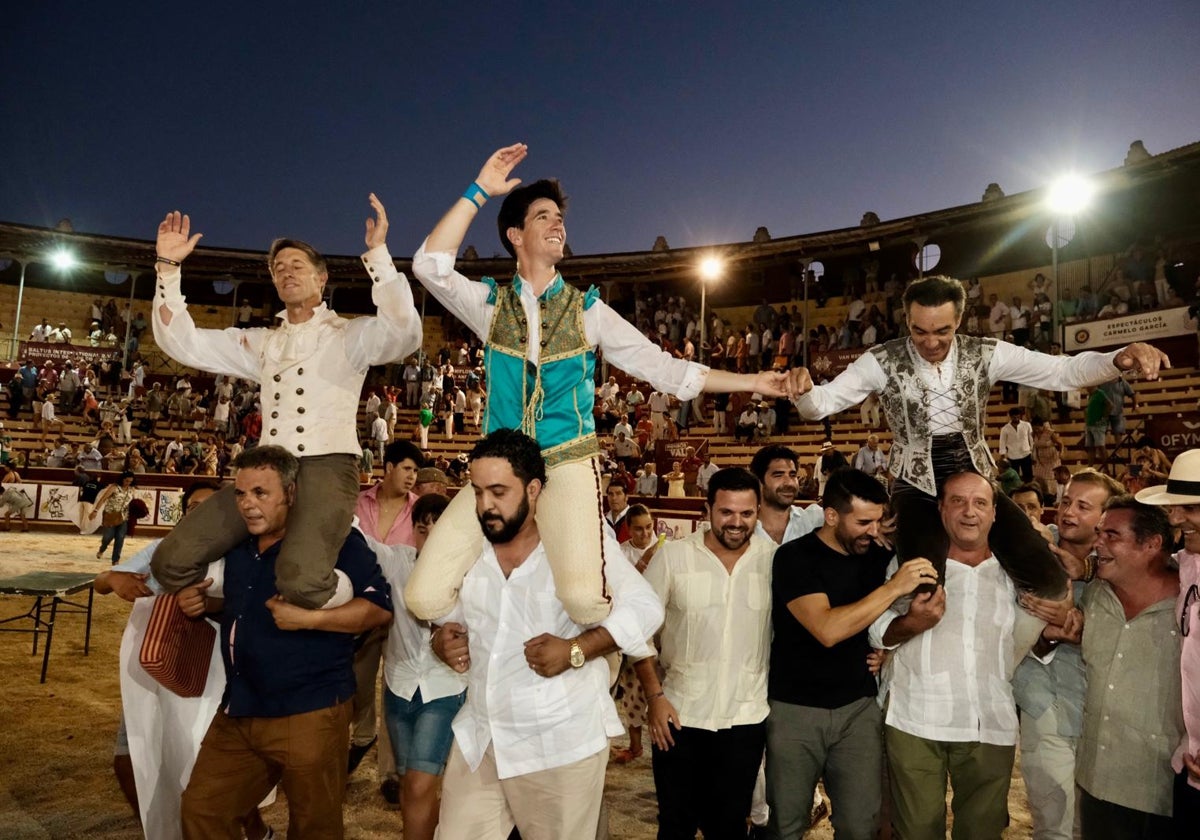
top-left (1136, 448), bottom-right (1200, 826)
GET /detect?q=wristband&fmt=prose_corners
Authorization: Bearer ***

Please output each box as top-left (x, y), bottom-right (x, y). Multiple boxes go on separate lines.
top-left (462, 181), bottom-right (490, 209)
top-left (155, 255), bottom-right (181, 267)
top-left (648, 691), bottom-right (665, 700)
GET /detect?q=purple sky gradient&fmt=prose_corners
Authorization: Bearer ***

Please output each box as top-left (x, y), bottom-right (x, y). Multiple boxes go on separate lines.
top-left (2, 2), bottom-right (1198, 260)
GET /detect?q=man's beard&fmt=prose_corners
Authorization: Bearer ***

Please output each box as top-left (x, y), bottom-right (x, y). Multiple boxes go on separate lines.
top-left (478, 495), bottom-right (530, 545)
top-left (835, 522), bottom-right (873, 555)
top-left (712, 523), bottom-right (751, 551)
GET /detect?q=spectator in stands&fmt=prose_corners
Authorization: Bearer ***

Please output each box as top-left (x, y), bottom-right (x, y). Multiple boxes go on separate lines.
top-left (149, 196), bottom-right (421, 611)
top-left (789, 274), bottom-right (1167, 601)
top-left (1030, 417), bottom-right (1065, 498)
top-left (988, 293), bottom-right (1009, 337)
top-left (735, 403), bottom-right (760, 443)
top-left (636, 462), bottom-right (659, 497)
top-left (1098, 375), bottom-right (1138, 446)
top-left (999, 406), bottom-right (1035, 483)
top-left (39, 392), bottom-right (65, 444)
top-left (413, 466), bottom-right (449, 498)
top-left (364, 389), bottom-right (383, 441)
top-left (1010, 296), bottom-right (1032, 346)
top-left (854, 434), bottom-right (887, 480)
top-left (405, 144), bottom-right (794, 629)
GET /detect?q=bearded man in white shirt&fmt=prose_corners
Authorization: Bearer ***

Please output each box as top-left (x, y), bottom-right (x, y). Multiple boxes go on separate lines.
top-left (789, 275), bottom-right (1167, 601)
top-left (869, 471), bottom-right (1056, 838)
top-left (635, 467), bottom-right (776, 839)
top-left (150, 196), bottom-right (422, 609)
top-left (429, 430), bottom-right (663, 839)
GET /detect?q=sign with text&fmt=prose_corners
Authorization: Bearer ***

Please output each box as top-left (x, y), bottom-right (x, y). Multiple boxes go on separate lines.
top-left (1064, 307), bottom-right (1193, 352)
top-left (807, 347), bottom-right (865, 381)
top-left (17, 340), bottom-right (122, 370)
top-left (1145, 413), bottom-right (1200, 459)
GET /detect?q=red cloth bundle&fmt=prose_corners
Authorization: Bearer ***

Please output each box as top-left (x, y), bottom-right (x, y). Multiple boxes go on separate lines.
top-left (138, 593), bottom-right (215, 697)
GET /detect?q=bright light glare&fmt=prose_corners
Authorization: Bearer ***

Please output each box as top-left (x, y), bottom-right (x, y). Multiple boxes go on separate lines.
top-left (50, 249), bottom-right (77, 270)
top-left (1046, 174), bottom-right (1095, 215)
top-left (699, 256), bottom-right (723, 281)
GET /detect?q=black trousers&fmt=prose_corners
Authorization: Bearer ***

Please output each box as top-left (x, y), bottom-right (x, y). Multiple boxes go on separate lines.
top-left (1175, 771), bottom-right (1200, 840)
top-left (1079, 787), bottom-right (1173, 840)
top-left (652, 721), bottom-right (765, 840)
top-left (891, 436), bottom-right (1067, 598)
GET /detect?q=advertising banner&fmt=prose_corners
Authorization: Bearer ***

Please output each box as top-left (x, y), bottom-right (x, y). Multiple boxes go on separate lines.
top-left (1064, 307), bottom-right (1193, 352)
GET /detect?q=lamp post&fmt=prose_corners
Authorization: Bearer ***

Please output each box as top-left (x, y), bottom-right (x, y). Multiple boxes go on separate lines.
top-left (1045, 174), bottom-right (1094, 343)
top-left (5, 258), bottom-right (26, 361)
top-left (698, 256), bottom-right (723, 365)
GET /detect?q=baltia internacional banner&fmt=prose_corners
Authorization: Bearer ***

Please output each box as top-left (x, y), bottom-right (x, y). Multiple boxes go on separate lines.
top-left (1064, 306), bottom-right (1194, 352)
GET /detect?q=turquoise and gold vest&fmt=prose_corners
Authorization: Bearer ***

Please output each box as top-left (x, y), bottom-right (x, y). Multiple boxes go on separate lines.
top-left (482, 274), bottom-right (601, 468)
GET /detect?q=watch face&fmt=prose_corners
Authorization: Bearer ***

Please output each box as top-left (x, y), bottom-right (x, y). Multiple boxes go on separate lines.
top-left (570, 643), bottom-right (585, 667)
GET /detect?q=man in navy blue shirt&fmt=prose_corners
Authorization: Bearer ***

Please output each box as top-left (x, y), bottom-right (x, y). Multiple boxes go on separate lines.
top-left (178, 445), bottom-right (392, 840)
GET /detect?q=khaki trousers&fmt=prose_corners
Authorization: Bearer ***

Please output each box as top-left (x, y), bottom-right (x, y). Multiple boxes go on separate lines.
top-left (435, 743), bottom-right (606, 840)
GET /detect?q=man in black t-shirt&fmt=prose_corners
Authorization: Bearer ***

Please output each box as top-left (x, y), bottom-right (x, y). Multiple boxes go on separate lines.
top-left (765, 468), bottom-right (937, 840)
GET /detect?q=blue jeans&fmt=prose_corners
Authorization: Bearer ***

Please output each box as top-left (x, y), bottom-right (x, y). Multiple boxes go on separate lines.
top-left (383, 686), bottom-right (465, 776)
top-left (100, 521), bottom-right (128, 563)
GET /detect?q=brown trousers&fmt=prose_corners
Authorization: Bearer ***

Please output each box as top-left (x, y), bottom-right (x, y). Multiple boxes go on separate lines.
top-left (181, 700), bottom-right (353, 840)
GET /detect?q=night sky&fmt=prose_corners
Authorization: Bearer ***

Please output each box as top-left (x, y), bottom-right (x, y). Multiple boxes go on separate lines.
top-left (2, 2), bottom-right (1198, 261)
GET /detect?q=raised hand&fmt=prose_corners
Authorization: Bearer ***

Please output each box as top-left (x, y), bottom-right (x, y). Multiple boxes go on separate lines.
top-left (1114, 341), bottom-right (1170, 380)
top-left (364, 193), bottom-right (388, 250)
top-left (156, 211), bottom-right (203, 265)
top-left (474, 143), bottom-right (528, 198)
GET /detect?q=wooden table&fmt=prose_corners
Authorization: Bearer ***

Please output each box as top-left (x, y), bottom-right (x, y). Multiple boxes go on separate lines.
top-left (0, 571), bottom-right (96, 682)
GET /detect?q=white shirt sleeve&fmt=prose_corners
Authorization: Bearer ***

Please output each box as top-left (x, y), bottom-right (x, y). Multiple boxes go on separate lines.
top-left (586, 301), bottom-right (709, 400)
top-left (794, 350), bottom-right (888, 419)
top-left (988, 341), bottom-right (1121, 390)
top-left (342, 245), bottom-right (423, 369)
top-left (411, 240), bottom-right (494, 340)
top-left (598, 533), bottom-right (665, 659)
top-left (152, 267), bottom-right (264, 380)
top-left (867, 557), bottom-right (904, 650)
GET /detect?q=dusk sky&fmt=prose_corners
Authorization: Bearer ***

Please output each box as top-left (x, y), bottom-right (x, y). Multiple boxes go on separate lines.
top-left (2, 2), bottom-right (1198, 261)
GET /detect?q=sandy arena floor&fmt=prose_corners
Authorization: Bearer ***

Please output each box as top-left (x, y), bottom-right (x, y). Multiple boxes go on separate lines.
top-left (0, 529), bottom-right (1031, 838)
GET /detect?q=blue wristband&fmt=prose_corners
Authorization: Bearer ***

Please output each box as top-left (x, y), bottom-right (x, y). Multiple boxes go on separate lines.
top-left (463, 182), bottom-right (490, 209)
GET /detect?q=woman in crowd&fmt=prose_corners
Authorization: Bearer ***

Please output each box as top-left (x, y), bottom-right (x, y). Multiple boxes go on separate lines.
top-left (92, 471), bottom-right (137, 563)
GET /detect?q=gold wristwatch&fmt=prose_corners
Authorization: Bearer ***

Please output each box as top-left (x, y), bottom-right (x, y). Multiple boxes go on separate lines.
top-left (569, 638), bottom-right (586, 668)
